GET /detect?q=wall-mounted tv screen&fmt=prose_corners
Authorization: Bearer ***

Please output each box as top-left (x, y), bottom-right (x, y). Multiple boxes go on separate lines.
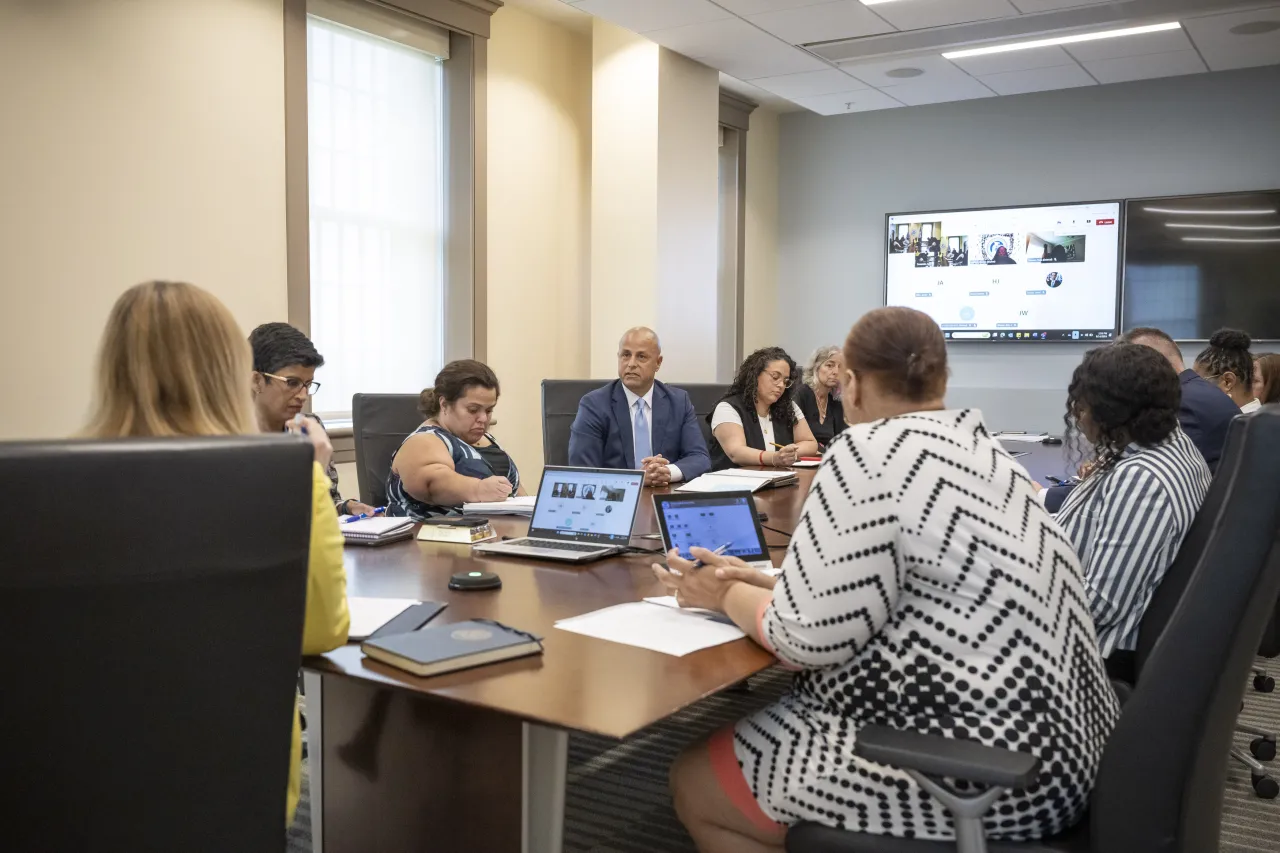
top-left (1123, 190), bottom-right (1280, 341)
top-left (885, 201), bottom-right (1122, 342)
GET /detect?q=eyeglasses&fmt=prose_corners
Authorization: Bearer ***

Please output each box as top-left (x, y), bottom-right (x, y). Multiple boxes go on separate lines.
top-left (262, 372), bottom-right (321, 395)
top-left (764, 370), bottom-right (793, 389)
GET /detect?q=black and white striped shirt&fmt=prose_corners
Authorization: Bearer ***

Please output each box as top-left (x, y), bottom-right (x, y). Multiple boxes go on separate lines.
top-left (1055, 427), bottom-right (1211, 657)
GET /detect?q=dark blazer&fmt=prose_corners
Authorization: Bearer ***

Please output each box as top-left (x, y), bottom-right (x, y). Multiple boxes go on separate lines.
top-left (794, 384), bottom-right (847, 449)
top-left (706, 393), bottom-right (795, 471)
top-left (1178, 369), bottom-right (1240, 473)
top-left (568, 379), bottom-right (711, 480)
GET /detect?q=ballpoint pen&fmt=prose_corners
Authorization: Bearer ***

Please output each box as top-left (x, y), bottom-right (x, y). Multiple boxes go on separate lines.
top-left (690, 542), bottom-right (731, 570)
top-left (342, 507), bottom-right (387, 523)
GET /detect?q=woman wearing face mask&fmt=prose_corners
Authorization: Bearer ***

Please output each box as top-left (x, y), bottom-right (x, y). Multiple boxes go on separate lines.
top-left (386, 360), bottom-right (524, 519)
top-left (793, 345), bottom-right (847, 450)
top-left (653, 307), bottom-right (1118, 852)
top-left (707, 346), bottom-right (819, 470)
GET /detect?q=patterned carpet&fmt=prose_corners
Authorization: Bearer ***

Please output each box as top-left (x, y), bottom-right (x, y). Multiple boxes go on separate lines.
top-left (288, 661), bottom-right (1280, 852)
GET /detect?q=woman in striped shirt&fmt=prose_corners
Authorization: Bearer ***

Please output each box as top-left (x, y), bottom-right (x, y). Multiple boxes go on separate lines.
top-left (1055, 343), bottom-right (1212, 681)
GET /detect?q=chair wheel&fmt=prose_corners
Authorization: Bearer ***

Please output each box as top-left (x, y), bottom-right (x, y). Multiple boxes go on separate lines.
top-left (1252, 772), bottom-right (1279, 799)
top-left (1255, 674), bottom-right (1275, 693)
top-left (1252, 737), bottom-right (1277, 762)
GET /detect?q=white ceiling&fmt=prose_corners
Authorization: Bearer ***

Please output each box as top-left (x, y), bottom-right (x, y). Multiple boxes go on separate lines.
top-left (543, 0), bottom-right (1280, 114)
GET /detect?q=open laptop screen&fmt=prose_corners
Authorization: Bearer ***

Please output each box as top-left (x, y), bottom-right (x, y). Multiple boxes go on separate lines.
top-left (528, 467), bottom-right (645, 544)
top-left (652, 492), bottom-right (770, 563)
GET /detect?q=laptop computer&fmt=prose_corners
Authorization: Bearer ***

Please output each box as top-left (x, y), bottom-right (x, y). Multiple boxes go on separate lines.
top-left (652, 491), bottom-right (776, 571)
top-left (472, 466), bottom-right (645, 563)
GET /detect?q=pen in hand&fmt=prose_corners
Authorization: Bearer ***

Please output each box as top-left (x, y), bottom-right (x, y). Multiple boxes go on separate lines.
top-left (342, 507), bottom-right (387, 523)
top-left (690, 542), bottom-right (731, 570)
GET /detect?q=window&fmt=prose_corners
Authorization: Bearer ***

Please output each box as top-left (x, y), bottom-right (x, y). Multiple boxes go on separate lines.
top-left (305, 13), bottom-right (445, 417)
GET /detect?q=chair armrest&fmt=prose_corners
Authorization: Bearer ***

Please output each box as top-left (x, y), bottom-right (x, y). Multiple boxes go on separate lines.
top-left (854, 725), bottom-right (1040, 790)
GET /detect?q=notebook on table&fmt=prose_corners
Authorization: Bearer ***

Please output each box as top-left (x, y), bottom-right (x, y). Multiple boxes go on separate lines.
top-left (360, 619), bottom-right (543, 677)
top-left (676, 468), bottom-right (798, 493)
top-left (462, 496), bottom-right (537, 517)
top-left (347, 598), bottom-right (447, 641)
top-left (652, 491), bottom-right (775, 570)
top-left (471, 466), bottom-right (645, 563)
top-left (417, 517), bottom-right (496, 544)
top-left (341, 516), bottom-right (415, 546)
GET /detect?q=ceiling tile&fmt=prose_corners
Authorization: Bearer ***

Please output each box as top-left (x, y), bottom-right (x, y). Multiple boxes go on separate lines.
top-left (1183, 8), bottom-right (1280, 72)
top-left (789, 88), bottom-right (905, 115)
top-left (1063, 25), bottom-right (1193, 62)
top-left (572, 0), bottom-right (730, 34)
top-left (1082, 49), bottom-right (1208, 84)
top-left (869, 0), bottom-right (1020, 30)
top-left (1009, 0), bottom-right (1115, 12)
top-left (647, 17), bottom-right (829, 79)
top-left (978, 63), bottom-right (1096, 95)
top-left (750, 68), bottom-right (870, 98)
top-left (719, 72), bottom-right (808, 112)
top-left (947, 44), bottom-right (1075, 76)
top-left (747, 1), bottom-right (896, 45)
top-left (877, 74), bottom-right (996, 106)
top-left (712, 0), bottom-right (817, 14)
top-left (841, 54), bottom-right (974, 88)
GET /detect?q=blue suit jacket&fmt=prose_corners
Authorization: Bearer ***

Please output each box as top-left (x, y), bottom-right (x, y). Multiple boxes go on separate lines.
top-left (1178, 369), bottom-right (1240, 473)
top-left (568, 379), bottom-right (711, 480)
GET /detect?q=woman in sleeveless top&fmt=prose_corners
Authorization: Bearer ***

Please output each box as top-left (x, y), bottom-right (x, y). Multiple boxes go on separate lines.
top-left (386, 360), bottom-right (523, 520)
top-left (794, 345), bottom-right (847, 449)
top-left (708, 346), bottom-right (819, 471)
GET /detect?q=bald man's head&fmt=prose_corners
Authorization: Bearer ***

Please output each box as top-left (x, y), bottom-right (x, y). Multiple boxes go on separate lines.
top-left (617, 327), bottom-right (663, 394)
top-left (1122, 327), bottom-right (1185, 373)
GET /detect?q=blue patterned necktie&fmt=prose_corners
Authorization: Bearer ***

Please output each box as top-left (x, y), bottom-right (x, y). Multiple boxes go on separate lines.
top-left (633, 399), bottom-right (652, 465)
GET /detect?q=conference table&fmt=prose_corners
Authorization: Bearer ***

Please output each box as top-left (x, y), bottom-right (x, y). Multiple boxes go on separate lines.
top-left (301, 440), bottom-right (1073, 853)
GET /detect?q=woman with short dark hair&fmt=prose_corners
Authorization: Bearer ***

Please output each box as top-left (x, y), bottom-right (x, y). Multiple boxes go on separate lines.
top-left (386, 359), bottom-right (523, 519)
top-left (655, 307), bottom-right (1118, 852)
top-left (1055, 343), bottom-right (1211, 681)
top-left (708, 346), bottom-right (819, 470)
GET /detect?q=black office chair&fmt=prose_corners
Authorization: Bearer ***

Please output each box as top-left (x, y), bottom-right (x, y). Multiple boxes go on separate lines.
top-left (787, 405), bottom-right (1280, 853)
top-left (672, 382), bottom-right (730, 450)
top-left (0, 436), bottom-right (315, 853)
top-left (541, 379), bottom-right (610, 467)
top-left (351, 392), bottom-right (424, 506)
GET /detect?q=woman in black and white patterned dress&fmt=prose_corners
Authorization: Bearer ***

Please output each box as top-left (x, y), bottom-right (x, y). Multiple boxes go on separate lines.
top-left (654, 307), bottom-right (1120, 853)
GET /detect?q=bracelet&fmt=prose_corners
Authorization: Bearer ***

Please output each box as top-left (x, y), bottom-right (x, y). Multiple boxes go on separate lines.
top-left (758, 450), bottom-right (766, 467)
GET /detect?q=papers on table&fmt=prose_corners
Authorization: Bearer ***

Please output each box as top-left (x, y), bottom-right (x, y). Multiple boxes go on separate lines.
top-left (347, 597), bottom-right (420, 641)
top-left (677, 468), bottom-right (797, 493)
top-left (555, 601), bottom-right (745, 656)
top-left (994, 433), bottom-right (1049, 443)
top-left (461, 496), bottom-right (537, 516)
top-left (791, 459), bottom-right (821, 468)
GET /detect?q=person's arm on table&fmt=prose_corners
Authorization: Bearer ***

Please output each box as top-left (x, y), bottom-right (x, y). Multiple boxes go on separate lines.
top-left (394, 432), bottom-right (512, 505)
top-left (789, 414), bottom-right (820, 460)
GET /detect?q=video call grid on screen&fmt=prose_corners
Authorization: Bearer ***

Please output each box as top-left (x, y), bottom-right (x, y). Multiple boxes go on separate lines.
top-left (530, 468), bottom-right (644, 542)
top-left (655, 495), bottom-right (768, 562)
top-left (883, 201), bottom-right (1122, 342)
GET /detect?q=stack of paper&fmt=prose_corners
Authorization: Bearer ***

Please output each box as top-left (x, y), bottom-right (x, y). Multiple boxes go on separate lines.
top-left (461, 496), bottom-right (537, 516)
top-left (677, 468), bottom-right (797, 493)
top-left (346, 597), bottom-right (421, 640)
top-left (555, 601), bottom-right (745, 656)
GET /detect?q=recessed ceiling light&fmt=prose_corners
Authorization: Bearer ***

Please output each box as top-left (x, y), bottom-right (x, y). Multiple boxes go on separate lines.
top-left (1144, 206), bottom-right (1277, 215)
top-left (942, 22), bottom-right (1181, 60)
top-left (1181, 236), bottom-right (1280, 244)
top-left (1230, 20), bottom-right (1280, 35)
top-left (1166, 223), bottom-right (1280, 231)
top-left (886, 67), bottom-right (924, 78)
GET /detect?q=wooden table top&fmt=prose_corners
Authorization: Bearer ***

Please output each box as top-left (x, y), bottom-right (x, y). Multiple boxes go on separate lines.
top-left (305, 469), bottom-right (816, 739)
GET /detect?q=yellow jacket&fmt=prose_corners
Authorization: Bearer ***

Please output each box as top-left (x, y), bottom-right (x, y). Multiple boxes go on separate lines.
top-left (288, 462), bottom-right (350, 824)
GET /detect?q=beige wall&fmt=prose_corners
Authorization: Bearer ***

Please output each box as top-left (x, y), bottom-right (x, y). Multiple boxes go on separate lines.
top-left (0, 0), bottom-right (288, 440)
top-left (743, 108), bottom-right (780, 355)
top-left (486, 5), bottom-right (593, 477)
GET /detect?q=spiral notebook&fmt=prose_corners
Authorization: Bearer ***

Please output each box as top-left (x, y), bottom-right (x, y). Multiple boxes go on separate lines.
top-left (341, 516), bottom-right (415, 546)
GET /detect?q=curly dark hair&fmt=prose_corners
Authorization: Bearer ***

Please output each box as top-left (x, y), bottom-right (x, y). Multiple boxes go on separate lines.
top-left (1194, 328), bottom-right (1254, 390)
top-left (1064, 344), bottom-right (1181, 474)
top-left (726, 346), bottom-right (799, 428)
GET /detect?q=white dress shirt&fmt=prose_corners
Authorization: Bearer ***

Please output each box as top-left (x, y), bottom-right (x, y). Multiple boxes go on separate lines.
top-left (1241, 398), bottom-right (1262, 414)
top-left (623, 383), bottom-right (682, 482)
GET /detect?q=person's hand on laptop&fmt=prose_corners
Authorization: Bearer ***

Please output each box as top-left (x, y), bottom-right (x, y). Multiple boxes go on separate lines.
top-left (641, 455), bottom-right (671, 487)
top-left (471, 475), bottom-right (514, 502)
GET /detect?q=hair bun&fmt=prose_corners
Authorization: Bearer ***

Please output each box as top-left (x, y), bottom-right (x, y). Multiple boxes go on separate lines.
top-left (1210, 328), bottom-right (1252, 351)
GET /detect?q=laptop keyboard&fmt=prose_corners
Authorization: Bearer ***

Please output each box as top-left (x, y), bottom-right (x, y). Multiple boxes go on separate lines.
top-left (510, 538), bottom-right (606, 553)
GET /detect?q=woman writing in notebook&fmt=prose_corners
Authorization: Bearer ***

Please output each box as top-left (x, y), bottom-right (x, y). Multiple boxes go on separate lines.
top-left (707, 347), bottom-right (819, 471)
top-left (84, 280), bottom-right (349, 826)
top-left (386, 360), bottom-right (526, 520)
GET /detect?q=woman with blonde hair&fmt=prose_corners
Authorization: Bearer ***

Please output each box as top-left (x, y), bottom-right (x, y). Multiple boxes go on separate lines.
top-left (793, 345), bottom-right (846, 449)
top-left (85, 280), bottom-right (349, 825)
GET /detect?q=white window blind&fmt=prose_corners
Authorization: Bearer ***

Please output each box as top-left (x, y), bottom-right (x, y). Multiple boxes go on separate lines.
top-left (306, 13), bottom-right (445, 418)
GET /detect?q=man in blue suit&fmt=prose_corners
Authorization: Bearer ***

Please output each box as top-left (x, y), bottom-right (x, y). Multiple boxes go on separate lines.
top-left (568, 327), bottom-right (711, 487)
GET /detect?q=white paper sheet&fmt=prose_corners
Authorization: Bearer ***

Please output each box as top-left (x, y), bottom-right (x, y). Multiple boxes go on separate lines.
top-left (555, 601), bottom-right (746, 656)
top-left (347, 597), bottom-right (420, 641)
top-left (995, 433), bottom-right (1049, 443)
top-left (462, 496), bottom-right (537, 516)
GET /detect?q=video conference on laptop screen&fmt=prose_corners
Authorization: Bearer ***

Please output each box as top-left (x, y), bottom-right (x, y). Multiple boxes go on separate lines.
top-left (884, 201), bottom-right (1122, 343)
top-left (529, 468), bottom-right (644, 543)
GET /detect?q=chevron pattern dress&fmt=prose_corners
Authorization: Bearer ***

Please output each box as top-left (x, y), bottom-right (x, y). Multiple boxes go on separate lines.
top-left (734, 409), bottom-right (1119, 841)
